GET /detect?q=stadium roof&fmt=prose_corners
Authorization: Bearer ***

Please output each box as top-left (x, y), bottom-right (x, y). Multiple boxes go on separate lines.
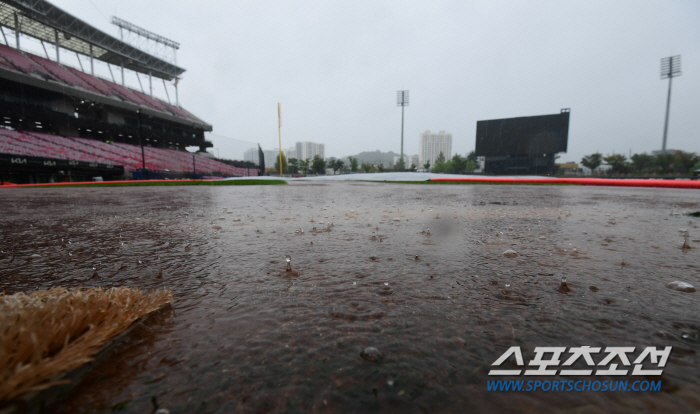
top-left (0, 0), bottom-right (184, 80)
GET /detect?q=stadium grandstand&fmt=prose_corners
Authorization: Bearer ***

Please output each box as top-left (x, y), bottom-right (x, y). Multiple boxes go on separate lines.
top-left (0, 0), bottom-right (258, 184)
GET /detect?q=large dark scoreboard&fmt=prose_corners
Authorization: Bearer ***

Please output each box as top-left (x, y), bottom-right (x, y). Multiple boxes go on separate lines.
top-left (475, 109), bottom-right (570, 157)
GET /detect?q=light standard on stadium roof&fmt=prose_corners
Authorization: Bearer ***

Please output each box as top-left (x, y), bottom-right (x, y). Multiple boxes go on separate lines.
top-left (397, 90), bottom-right (409, 167)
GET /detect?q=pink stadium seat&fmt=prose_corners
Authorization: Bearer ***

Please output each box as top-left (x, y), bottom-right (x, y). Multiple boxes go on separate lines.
top-left (133, 89), bottom-right (169, 112)
top-left (0, 44), bottom-right (54, 79)
top-left (102, 79), bottom-right (153, 108)
top-left (28, 54), bottom-right (100, 94)
top-left (0, 55), bottom-right (17, 71)
top-left (66, 67), bottom-right (115, 96)
top-left (1, 128), bottom-right (250, 175)
top-left (0, 47), bottom-right (208, 126)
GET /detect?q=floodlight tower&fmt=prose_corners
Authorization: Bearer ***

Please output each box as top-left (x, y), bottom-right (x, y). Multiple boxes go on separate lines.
top-left (660, 55), bottom-right (681, 153)
top-left (111, 16), bottom-right (181, 104)
top-left (397, 90), bottom-right (409, 164)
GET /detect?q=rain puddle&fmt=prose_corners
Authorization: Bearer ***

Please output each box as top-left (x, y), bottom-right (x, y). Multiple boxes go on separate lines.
top-left (0, 182), bottom-right (699, 413)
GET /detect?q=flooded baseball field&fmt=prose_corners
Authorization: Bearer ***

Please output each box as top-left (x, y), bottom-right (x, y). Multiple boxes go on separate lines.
top-left (1, 180), bottom-right (699, 413)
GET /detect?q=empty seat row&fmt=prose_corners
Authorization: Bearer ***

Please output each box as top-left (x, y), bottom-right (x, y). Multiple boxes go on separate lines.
top-left (0, 45), bottom-right (204, 124)
top-left (0, 129), bottom-right (257, 176)
top-left (28, 54), bottom-right (99, 94)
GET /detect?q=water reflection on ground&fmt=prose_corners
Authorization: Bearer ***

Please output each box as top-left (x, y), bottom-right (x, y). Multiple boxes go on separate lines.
top-left (1, 182), bottom-right (699, 413)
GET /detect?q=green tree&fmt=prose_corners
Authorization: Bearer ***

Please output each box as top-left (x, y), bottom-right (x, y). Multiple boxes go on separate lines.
top-left (409, 163), bottom-right (417, 172)
top-left (288, 158), bottom-right (299, 174)
top-left (311, 154), bottom-right (326, 174)
top-left (432, 160), bottom-right (450, 173)
top-left (299, 158), bottom-right (310, 175)
top-left (655, 153), bottom-right (673, 175)
top-left (674, 151), bottom-right (698, 174)
top-left (349, 156), bottom-right (359, 172)
top-left (436, 152), bottom-right (446, 163)
top-left (424, 161), bottom-right (430, 171)
top-left (466, 150), bottom-right (477, 163)
top-left (377, 162), bottom-right (384, 173)
top-left (393, 158), bottom-right (406, 171)
top-left (581, 153), bottom-right (603, 174)
top-left (329, 159), bottom-right (344, 174)
top-left (273, 153), bottom-right (288, 174)
top-left (603, 154), bottom-right (629, 175)
top-left (361, 162), bottom-right (373, 173)
top-left (465, 160), bottom-right (476, 171)
top-left (630, 153), bottom-right (654, 174)
top-left (451, 154), bottom-right (467, 173)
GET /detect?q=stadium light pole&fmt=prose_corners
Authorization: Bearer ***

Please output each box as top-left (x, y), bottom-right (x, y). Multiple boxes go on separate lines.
top-left (397, 90), bottom-right (409, 165)
top-left (660, 55), bottom-right (681, 153)
top-left (137, 109), bottom-right (145, 174)
top-left (278, 103), bottom-right (283, 177)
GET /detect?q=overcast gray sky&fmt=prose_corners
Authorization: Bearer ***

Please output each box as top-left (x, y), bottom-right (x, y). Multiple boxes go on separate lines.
top-left (50, 0), bottom-right (700, 163)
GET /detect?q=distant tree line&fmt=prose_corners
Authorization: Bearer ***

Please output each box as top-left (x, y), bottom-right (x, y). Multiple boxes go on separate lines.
top-left (268, 150), bottom-right (485, 175)
top-left (430, 151), bottom-right (477, 174)
top-left (272, 154), bottom-right (327, 175)
top-left (580, 151), bottom-right (699, 176)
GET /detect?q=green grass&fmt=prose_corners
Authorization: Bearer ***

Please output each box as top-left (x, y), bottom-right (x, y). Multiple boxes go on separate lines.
top-left (361, 180), bottom-right (576, 186)
top-left (22, 179), bottom-right (287, 188)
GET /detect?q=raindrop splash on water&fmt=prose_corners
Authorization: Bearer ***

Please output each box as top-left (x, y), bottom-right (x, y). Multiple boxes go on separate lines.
top-left (682, 232), bottom-right (691, 250)
top-left (285, 255), bottom-right (292, 272)
top-left (502, 249), bottom-right (518, 258)
top-left (557, 277), bottom-right (571, 293)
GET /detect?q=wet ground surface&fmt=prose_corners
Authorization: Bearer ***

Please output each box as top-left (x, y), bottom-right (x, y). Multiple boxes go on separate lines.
top-left (1, 181), bottom-right (699, 413)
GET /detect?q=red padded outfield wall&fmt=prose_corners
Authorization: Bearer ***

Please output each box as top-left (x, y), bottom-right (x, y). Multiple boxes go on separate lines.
top-left (429, 177), bottom-right (700, 189)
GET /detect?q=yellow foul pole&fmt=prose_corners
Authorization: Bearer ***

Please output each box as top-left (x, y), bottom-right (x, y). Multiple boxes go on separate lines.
top-left (278, 103), bottom-right (283, 177)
